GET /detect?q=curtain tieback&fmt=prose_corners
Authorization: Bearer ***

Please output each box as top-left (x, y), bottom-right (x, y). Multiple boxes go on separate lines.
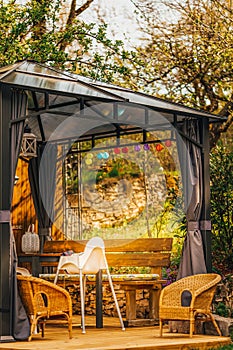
top-left (0, 210), bottom-right (10, 223)
top-left (200, 220), bottom-right (211, 230)
top-left (187, 221), bottom-right (199, 230)
top-left (188, 220), bottom-right (212, 231)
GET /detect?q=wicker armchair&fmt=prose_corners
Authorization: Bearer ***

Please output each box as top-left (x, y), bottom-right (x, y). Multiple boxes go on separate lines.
top-left (159, 273), bottom-right (222, 338)
top-left (17, 275), bottom-right (72, 341)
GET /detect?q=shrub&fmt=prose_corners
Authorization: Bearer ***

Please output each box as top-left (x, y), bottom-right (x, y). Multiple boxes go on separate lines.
top-left (210, 141), bottom-right (233, 274)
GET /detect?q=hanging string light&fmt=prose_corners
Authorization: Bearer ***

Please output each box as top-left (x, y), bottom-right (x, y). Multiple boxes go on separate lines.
top-left (122, 147), bottom-right (129, 153)
top-left (134, 144), bottom-right (141, 152)
top-left (114, 147), bottom-right (121, 154)
top-left (165, 140), bottom-right (172, 147)
top-left (97, 152), bottom-right (109, 160)
top-left (143, 144), bottom-right (150, 151)
top-left (155, 143), bottom-right (164, 152)
top-left (85, 153), bottom-right (93, 165)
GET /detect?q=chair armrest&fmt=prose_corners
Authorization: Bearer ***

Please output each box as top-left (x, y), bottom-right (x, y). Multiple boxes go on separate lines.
top-left (31, 277), bottom-right (73, 314)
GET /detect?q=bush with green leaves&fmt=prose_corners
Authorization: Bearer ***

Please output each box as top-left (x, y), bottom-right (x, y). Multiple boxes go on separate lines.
top-left (210, 141), bottom-right (233, 274)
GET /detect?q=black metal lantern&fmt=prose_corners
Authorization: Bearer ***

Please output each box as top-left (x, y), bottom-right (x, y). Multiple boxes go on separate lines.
top-left (20, 124), bottom-right (37, 158)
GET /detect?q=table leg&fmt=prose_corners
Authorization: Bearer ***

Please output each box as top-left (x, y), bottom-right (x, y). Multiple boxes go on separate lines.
top-left (96, 270), bottom-right (103, 328)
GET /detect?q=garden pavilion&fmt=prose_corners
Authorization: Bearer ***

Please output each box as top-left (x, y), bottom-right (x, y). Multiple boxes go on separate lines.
top-left (0, 60), bottom-right (226, 341)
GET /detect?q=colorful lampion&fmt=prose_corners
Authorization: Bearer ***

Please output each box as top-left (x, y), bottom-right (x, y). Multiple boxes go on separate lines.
top-left (114, 148), bottom-right (121, 154)
top-left (97, 152), bottom-right (103, 159)
top-left (143, 144), bottom-right (150, 151)
top-left (156, 143), bottom-right (164, 152)
top-left (86, 152), bottom-right (93, 158)
top-left (102, 152), bottom-right (109, 159)
top-left (165, 140), bottom-right (172, 147)
top-left (134, 144), bottom-right (141, 152)
top-left (85, 158), bottom-right (92, 165)
top-left (122, 147), bottom-right (129, 153)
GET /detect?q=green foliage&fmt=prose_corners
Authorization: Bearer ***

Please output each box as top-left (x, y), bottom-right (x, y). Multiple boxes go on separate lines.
top-left (210, 141), bottom-right (233, 273)
top-left (213, 272), bottom-right (233, 319)
top-left (215, 302), bottom-right (231, 318)
top-left (0, 0), bottom-right (137, 83)
top-left (209, 347), bottom-right (233, 350)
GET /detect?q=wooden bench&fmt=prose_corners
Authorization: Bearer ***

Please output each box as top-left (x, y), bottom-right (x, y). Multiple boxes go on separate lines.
top-left (38, 238), bottom-right (173, 327)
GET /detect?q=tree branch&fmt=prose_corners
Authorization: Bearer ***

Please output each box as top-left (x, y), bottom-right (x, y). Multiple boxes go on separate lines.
top-left (75, 0), bottom-right (94, 16)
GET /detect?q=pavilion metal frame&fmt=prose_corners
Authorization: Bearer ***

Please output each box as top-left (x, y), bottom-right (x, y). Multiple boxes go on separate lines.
top-left (0, 60), bottom-right (226, 341)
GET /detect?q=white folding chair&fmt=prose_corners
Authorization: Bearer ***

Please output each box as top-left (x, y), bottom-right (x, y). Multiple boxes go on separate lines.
top-left (16, 266), bottom-right (31, 276)
top-left (54, 237), bottom-right (125, 333)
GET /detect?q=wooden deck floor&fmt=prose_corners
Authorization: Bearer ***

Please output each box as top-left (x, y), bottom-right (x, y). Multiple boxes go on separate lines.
top-left (0, 316), bottom-right (231, 350)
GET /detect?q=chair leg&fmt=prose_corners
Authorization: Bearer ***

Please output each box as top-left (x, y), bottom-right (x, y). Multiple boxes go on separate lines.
top-left (159, 319), bottom-right (163, 337)
top-left (105, 265), bottom-right (125, 331)
top-left (39, 320), bottom-right (45, 337)
top-left (210, 314), bottom-right (222, 336)
top-left (79, 269), bottom-right (86, 334)
top-left (29, 318), bottom-right (37, 341)
top-left (190, 316), bottom-right (194, 338)
top-left (83, 275), bottom-right (87, 304)
top-left (54, 268), bottom-right (60, 284)
top-left (68, 318), bottom-right (73, 339)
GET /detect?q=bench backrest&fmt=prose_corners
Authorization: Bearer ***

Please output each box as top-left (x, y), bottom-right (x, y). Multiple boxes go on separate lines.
top-left (43, 238), bottom-right (173, 274)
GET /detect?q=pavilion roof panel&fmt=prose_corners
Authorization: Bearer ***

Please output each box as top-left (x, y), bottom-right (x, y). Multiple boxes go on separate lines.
top-left (0, 61), bottom-right (227, 123)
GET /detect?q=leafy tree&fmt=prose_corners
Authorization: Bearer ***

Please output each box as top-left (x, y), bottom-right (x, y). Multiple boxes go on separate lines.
top-left (0, 0), bottom-right (136, 82)
top-left (210, 140), bottom-right (233, 273)
top-left (128, 0), bottom-right (233, 147)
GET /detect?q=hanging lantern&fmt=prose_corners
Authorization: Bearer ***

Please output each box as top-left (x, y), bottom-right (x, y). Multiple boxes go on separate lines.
top-left (20, 125), bottom-right (37, 158)
top-left (21, 224), bottom-right (40, 254)
top-left (156, 143), bottom-right (164, 152)
top-left (134, 144), bottom-right (141, 152)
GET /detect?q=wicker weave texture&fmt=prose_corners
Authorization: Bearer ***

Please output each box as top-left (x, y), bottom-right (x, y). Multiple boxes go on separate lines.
top-left (17, 275), bottom-right (73, 341)
top-left (159, 273), bottom-right (222, 338)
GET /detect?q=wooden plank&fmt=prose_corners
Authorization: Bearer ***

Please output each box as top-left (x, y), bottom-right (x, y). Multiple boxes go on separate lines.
top-left (43, 238), bottom-right (173, 254)
top-left (104, 238), bottom-right (173, 252)
top-left (40, 254), bottom-right (170, 269)
top-left (106, 252), bottom-right (171, 267)
top-left (43, 240), bottom-right (87, 253)
top-left (39, 252), bottom-right (170, 268)
top-left (12, 158), bottom-right (38, 255)
top-left (0, 315), bottom-right (230, 350)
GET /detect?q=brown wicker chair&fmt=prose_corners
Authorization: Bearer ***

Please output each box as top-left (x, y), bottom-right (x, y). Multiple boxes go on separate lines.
top-left (159, 273), bottom-right (222, 338)
top-left (17, 275), bottom-right (72, 341)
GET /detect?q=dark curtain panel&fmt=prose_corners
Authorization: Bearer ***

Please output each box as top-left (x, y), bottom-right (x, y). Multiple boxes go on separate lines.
top-left (177, 119), bottom-right (207, 279)
top-left (28, 143), bottom-right (57, 252)
top-left (10, 89), bottom-right (30, 339)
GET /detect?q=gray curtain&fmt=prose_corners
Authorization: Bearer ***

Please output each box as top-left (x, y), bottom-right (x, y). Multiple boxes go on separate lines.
top-left (28, 143), bottom-right (57, 252)
top-left (177, 119), bottom-right (207, 279)
top-left (10, 89), bottom-right (30, 340)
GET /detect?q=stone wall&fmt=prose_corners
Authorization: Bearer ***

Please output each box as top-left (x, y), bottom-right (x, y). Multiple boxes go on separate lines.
top-left (60, 281), bottom-right (151, 319)
top-left (65, 173), bottom-right (175, 236)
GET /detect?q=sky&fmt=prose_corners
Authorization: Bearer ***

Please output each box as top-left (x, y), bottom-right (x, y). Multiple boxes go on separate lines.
top-left (79, 0), bottom-right (143, 47)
